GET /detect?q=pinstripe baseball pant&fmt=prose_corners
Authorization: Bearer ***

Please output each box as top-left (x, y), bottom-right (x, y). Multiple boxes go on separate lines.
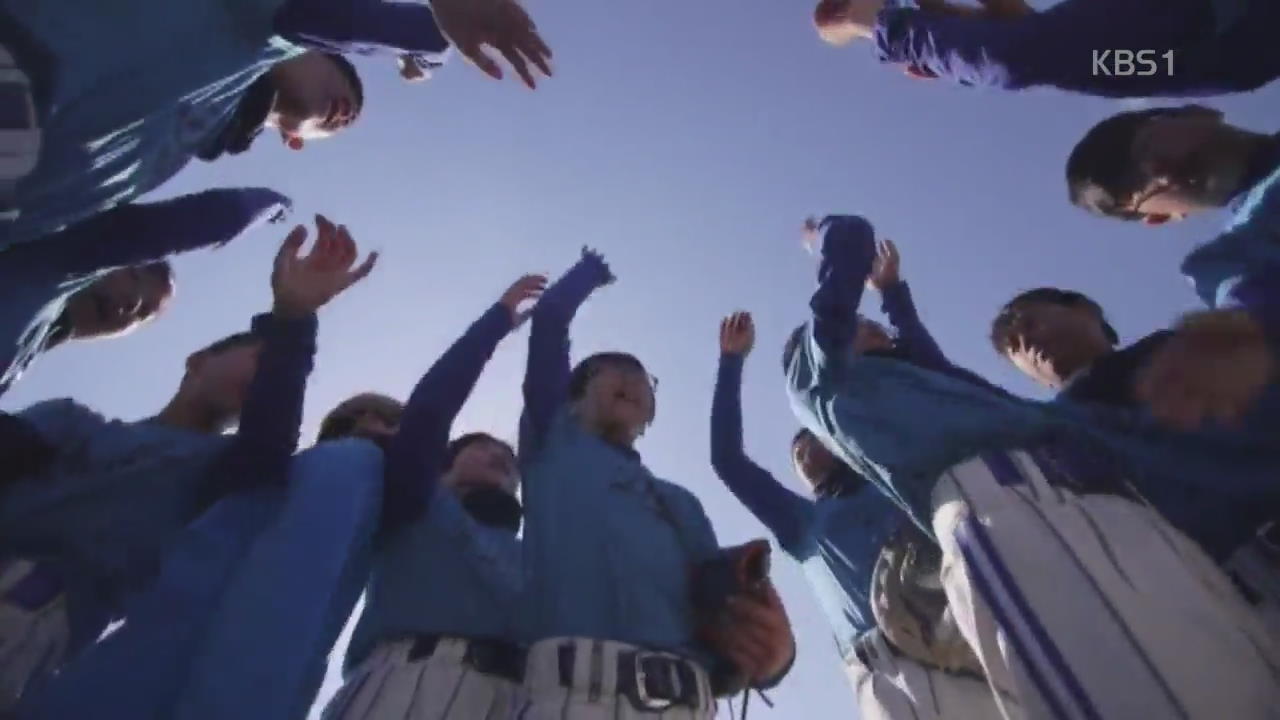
top-left (845, 629), bottom-right (1010, 720)
top-left (932, 451), bottom-right (1280, 720)
top-left (325, 638), bottom-right (522, 720)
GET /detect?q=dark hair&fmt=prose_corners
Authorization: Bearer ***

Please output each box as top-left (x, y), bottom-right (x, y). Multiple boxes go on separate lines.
top-left (195, 330), bottom-right (259, 358)
top-left (325, 53), bottom-right (364, 113)
top-left (791, 427), bottom-right (814, 451)
top-left (317, 393), bottom-right (403, 442)
top-left (568, 352), bottom-right (648, 401)
top-left (990, 288), bottom-right (1120, 355)
top-left (782, 324), bottom-right (805, 372)
top-left (445, 432), bottom-right (515, 470)
top-left (1067, 106), bottom-right (1203, 219)
top-left (141, 260), bottom-right (174, 288)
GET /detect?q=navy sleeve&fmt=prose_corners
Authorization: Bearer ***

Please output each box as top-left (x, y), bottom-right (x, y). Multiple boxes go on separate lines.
top-left (711, 354), bottom-right (812, 551)
top-left (518, 250), bottom-right (614, 461)
top-left (202, 312), bottom-right (318, 501)
top-left (383, 303), bottom-right (514, 530)
top-left (275, 0), bottom-right (451, 58)
top-left (39, 189), bottom-right (291, 275)
top-left (874, 0), bottom-right (1211, 96)
top-left (879, 281), bottom-right (948, 368)
top-left (809, 215), bottom-right (876, 366)
top-left (0, 413), bottom-right (56, 486)
top-left (879, 280), bottom-right (1007, 391)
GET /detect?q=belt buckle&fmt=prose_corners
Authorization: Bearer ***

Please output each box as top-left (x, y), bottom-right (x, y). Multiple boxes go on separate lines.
top-left (634, 652), bottom-right (679, 710)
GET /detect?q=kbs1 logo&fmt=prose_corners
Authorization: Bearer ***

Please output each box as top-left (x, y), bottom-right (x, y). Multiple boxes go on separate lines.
top-left (1092, 50), bottom-right (1174, 77)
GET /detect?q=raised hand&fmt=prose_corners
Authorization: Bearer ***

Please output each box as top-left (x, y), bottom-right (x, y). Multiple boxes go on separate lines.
top-left (813, 0), bottom-right (885, 46)
top-left (720, 312), bottom-right (756, 357)
top-left (397, 55), bottom-right (428, 82)
top-left (500, 273), bottom-right (549, 326)
top-left (271, 215), bottom-right (378, 318)
top-left (1136, 310), bottom-right (1274, 430)
top-left (430, 0), bottom-right (553, 89)
top-left (866, 238), bottom-right (900, 291)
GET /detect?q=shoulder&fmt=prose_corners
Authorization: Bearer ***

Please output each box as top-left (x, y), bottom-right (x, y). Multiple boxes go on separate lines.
top-left (18, 398), bottom-right (106, 433)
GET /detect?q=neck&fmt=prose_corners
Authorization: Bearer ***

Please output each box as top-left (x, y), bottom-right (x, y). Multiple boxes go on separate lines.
top-left (153, 392), bottom-right (226, 434)
top-left (599, 424), bottom-right (637, 450)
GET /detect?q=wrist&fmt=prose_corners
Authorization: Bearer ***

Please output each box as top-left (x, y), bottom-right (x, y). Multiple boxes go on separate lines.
top-left (272, 299), bottom-right (312, 319)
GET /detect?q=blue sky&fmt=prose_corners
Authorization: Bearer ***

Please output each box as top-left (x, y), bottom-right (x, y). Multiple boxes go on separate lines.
top-left (4, 0), bottom-right (1279, 716)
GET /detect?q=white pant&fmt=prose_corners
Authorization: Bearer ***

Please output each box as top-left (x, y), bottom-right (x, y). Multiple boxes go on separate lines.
top-left (932, 452), bottom-right (1280, 720)
top-left (0, 560), bottom-right (69, 711)
top-left (1224, 526), bottom-right (1280, 648)
top-left (519, 638), bottom-right (716, 720)
top-left (846, 630), bottom-right (1009, 720)
top-left (324, 638), bottom-right (523, 720)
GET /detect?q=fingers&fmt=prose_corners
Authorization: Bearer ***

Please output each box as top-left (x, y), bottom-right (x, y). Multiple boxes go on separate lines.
top-left (345, 251), bottom-right (380, 289)
top-left (275, 225), bottom-right (308, 268)
top-left (334, 224), bottom-right (357, 269)
top-left (498, 42), bottom-right (538, 89)
top-left (458, 40), bottom-right (505, 80)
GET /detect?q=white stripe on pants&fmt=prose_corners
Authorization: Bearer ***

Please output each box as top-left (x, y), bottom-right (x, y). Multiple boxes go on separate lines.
top-left (931, 452), bottom-right (1280, 720)
top-left (324, 638), bottom-right (522, 720)
top-left (845, 630), bottom-right (1010, 720)
top-left (0, 560), bottom-right (69, 711)
top-left (518, 638), bottom-right (715, 720)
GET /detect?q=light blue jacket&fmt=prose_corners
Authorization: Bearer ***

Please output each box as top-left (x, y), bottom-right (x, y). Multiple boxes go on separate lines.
top-left (0, 0), bottom-right (301, 247)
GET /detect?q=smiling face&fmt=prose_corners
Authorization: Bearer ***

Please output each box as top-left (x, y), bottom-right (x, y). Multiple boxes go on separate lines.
top-left (63, 264), bottom-right (173, 342)
top-left (265, 52), bottom-right (362, 150)
top-left (570, 354), bottom-right (657, 448)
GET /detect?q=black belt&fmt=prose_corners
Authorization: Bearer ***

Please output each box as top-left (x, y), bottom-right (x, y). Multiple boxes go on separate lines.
top-left (408, 634), bottom-right (525, 682)
top-left (557, 644), bottom-right (703, 711)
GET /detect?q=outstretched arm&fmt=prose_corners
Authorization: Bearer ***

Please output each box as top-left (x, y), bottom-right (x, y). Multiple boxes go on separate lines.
top-left (204, 218), bottom-right (377, 501)
top-left (868, 239), bottom-right (1005, 390)
top-left (29, 188), bottom-right (290, 276)
top-left (518, 248), bottom-right (613, 461)
top-left (274, 0), bottom-right (450, 59)
top-left (807, 215), bottom-right (877, 371)
top-left (712, 313), bottom-right (813, 550)
top-left (383, 275), bottom-right (543, 529)
top-left (873, 0), bottom-right (1209, 96)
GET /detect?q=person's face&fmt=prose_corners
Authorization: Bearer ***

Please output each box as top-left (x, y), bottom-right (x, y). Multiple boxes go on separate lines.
top-left (575, 361), bottom-right (657, 445)
top-left (267, 53), bottom-right (360, 150)
top-left (792, 433), bottom-right (837, 494)
top-left (63, 265), bottom-right (173, 341)
top-left (1002, 301), bottom-right (1112, 389)
top-left (445, 438), bottom-right (519, 496)
top-left (1124, 110), bottom-right (1251, 224)
top-left (852, 317), bottom-right (892, 355)
top-left (184, 342), bottom-right (263, 419)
